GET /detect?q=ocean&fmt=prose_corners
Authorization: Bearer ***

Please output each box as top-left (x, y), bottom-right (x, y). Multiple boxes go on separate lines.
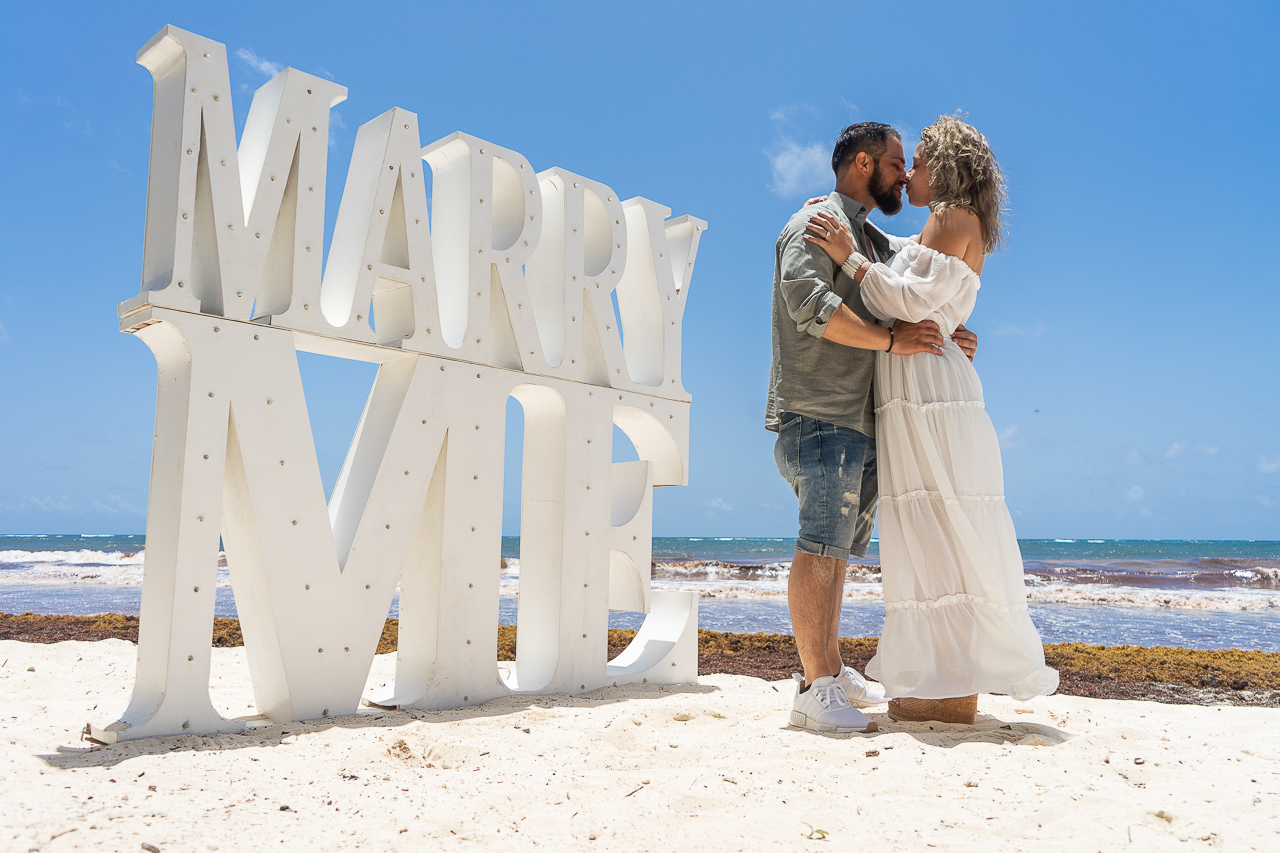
top-left (2, 535), bottom-right (1278, 652)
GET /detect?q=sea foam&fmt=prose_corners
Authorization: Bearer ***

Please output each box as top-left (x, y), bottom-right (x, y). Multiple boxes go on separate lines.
top-left (4, 550), bottom-right (1279, 613)
top-left (0, 549), bottom-right (230, 587)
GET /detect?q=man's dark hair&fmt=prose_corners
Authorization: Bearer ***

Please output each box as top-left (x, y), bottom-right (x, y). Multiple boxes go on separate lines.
top-left (831, 122), bottom-right (901, 176)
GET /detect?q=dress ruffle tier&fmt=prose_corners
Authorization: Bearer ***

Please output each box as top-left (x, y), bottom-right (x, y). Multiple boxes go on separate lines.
top-left (856, 241), bottom-right (1059, 701)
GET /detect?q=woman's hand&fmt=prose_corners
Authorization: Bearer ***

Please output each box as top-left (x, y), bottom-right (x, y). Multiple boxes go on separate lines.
top-left (804, 211), bottom-right (856, 266)
top-left (803, 195), bottom-right (829, 207)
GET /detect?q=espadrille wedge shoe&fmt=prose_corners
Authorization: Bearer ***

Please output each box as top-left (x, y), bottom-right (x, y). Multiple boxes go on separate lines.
top-left (887, 695), bottom-right (978, 725)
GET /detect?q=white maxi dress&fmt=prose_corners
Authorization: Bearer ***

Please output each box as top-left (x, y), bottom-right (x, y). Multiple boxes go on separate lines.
top-left (854, 238), bottom-right (1059, 701)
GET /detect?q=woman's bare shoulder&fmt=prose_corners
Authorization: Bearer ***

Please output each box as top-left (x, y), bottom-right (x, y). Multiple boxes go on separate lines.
top-left (930, 206), bottom-right (982, 238)
top-left (919, 206), bottom-right (977, 253)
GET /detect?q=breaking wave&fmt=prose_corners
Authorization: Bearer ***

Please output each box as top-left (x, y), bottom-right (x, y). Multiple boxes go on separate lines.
top-left (3, 550), bottom-right (1279, 613)
top-left (0, 549), bottom-right (230, 587)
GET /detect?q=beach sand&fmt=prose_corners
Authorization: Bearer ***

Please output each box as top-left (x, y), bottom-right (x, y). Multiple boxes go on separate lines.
top-left (1, 639), bottom-right (1276, 851)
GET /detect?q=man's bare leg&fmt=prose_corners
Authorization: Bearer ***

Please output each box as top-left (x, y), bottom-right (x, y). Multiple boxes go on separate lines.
top-left (826, 559), bottom-right (847, 676)
top-left (788, 551), bottom-right (843, 684)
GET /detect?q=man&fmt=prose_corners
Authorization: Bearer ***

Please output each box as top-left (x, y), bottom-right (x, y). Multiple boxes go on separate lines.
top-left (767, 122), bottom-right (977, 733)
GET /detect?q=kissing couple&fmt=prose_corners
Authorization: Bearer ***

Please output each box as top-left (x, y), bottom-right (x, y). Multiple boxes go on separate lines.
top-left (766, 116), bottom-right (1059, 733)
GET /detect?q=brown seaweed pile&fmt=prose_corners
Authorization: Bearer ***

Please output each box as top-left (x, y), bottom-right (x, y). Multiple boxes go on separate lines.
top-left (3, 612), bottom-right (1276, 707)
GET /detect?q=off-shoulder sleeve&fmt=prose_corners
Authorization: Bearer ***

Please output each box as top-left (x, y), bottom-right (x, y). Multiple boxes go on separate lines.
top-left (843, 244), bottom-right (971, 324)
top-left (884, 232), bottom-right (914, 254)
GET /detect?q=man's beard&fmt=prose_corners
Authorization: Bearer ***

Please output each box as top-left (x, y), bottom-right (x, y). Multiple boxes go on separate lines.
top-left (869, 164), bottom-right (903, 215)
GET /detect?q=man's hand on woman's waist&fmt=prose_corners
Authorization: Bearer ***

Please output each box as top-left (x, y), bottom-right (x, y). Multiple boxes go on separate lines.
top-left (888, 319), bottom-right (945, 355)
top-left (951, 324), bottom-right (977, 361)
top-left (819, 309), bottom-right (945, 355)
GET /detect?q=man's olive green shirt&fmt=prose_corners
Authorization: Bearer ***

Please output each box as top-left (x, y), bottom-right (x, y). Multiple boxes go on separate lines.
top-left (765, 192), bottom-right (895, 437)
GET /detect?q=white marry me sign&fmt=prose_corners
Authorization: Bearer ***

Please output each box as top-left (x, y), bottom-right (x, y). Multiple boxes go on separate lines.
top-left (91, 25), bottom-right (704, 744)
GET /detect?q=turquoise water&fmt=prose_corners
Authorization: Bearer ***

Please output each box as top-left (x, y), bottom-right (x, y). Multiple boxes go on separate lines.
top-left (3, 535), bottom-right (1278, 651)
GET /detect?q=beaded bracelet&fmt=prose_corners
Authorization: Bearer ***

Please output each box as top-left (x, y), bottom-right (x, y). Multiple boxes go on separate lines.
top-left (842, 252), bottom-right (871, 280)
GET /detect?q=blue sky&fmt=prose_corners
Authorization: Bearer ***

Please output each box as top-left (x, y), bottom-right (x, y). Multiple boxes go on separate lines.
top-left (0, 1), bottom-right (1277, 539)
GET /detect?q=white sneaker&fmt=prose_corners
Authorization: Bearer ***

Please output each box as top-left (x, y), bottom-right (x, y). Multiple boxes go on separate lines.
top-left (789, 674), bottom-right (877, 733)
top-left (837, 665), bottom-right (886, 707)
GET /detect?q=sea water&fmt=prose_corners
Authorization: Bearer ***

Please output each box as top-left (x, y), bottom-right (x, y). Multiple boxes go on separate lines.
top-left (2, 535), bottom-right (1278, 652)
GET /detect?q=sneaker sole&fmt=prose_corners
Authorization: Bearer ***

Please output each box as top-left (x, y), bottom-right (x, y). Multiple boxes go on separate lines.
top-left (789, 710), bottom-right (878, 734)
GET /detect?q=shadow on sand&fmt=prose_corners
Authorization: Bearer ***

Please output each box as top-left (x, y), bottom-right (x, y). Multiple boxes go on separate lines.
top-left (39, 681), bottom-right (722, 771)
top-left (778, 711), bottom-right (1074, 746)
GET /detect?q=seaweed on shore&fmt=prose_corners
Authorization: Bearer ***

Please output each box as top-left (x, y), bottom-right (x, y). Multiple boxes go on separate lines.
top-left (1043, 641), bottom-right (1280, 691)
top-left (0, 612), bottom-right (248, 648)
top-left (3, 612), bottom-right (1277, 707)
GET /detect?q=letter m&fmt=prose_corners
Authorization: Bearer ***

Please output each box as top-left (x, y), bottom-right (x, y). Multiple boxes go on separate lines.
top-left (124, 26), bottom-right (346, 321)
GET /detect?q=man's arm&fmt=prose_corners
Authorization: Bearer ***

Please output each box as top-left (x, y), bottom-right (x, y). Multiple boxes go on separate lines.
top-left (822, 307), bottom-right (944, 355)
top-left (779, 213), bottom-right (943, 355)
top-left (777, 216), bottom-right (850, 338)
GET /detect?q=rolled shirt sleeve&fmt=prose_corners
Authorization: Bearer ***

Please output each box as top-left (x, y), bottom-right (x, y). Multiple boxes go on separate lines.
top-left (766, 192), bottom-right (882, 438)
top-left (778, 227), bottom-right (845, 338)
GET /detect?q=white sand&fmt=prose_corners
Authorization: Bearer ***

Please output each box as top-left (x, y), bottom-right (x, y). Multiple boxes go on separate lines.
top-left (1, 639), bottom-right (1275, 851)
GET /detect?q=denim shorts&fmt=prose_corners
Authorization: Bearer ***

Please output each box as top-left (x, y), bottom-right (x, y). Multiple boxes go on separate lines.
top-left (773, 413), bottom-right (878, 561)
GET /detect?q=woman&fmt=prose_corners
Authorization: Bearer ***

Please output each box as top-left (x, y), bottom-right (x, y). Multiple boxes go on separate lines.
top-left (804, 115), bottom-right (1058, 724)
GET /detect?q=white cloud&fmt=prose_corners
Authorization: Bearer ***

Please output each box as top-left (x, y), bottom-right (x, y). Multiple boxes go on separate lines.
top-left (1165, 442), bottom-right (1184, 459)
top-left (329, 110), bottom-right (346, 150)
top-left (1259, 455), bottom-right (1280, 474)
top-left (763, 105), bottom-right (915, 200)
top-left (998, 424), bottom-right (1022, 448)
top-left (236, 48), bottom-right (283, 78)
top-left (703, 497), bottom-right (733, 512)
top-left (1201, 445), bottom-right (1220, 456)
top-left (1126, 486), bottom-right (1145, 502)
top-left (93, 494), bottom-right (145, 517)
top-left (53, 96), bottom-right (92, 135)
top-left (1259, 495), bottom-right (1276, 508)
top-left (0, 317), bottom-right (8, 343)
top-left (768, 137), bottom-right (830, 198)
top-left (769, 103), bottom-right (820, 125)
top-left (21, 494), bottom-right (75, 512)
top-left (1125, 450), bottom-right (1143, 466)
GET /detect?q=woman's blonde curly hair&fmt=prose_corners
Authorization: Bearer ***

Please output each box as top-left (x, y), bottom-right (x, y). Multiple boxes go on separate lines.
top-left (920, 114), bottom-right (1007, 253)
